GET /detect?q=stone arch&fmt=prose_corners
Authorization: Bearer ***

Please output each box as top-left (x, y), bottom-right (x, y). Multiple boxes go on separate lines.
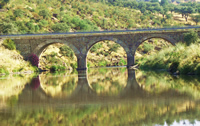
top-left (85, 37), bottom-right (129, 67)
top-left (133, 34), bottom-right (176, 53)
top-left (33, 39), bottom-right (80, 58)
top-left (84, 37), bottom-right (129, 56)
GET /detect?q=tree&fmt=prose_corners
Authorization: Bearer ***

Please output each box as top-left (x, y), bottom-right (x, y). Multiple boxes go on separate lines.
top-left (183, 7), bottom-right (194, 22)
top-left (192, 14), bottom-right (200, 25)
top-left (184, 31), bottom-right (199, 45)
top-left (151, 0), bottom-right (159, 2)
top-left (160, 6), bottom-right (169, 18)
top-left (160, 0), bottom-right (168, 6)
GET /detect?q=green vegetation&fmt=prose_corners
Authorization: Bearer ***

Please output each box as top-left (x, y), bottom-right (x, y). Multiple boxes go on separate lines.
top-left (2, 38), bottom-right (16, 50)
top-left (137, 43), bottom-right (200, 74)
top-left (50, 65), bottom-right (66, 72)
top-left (0, 67), bottom-right (9, 74)
top-left (39, 43), bottom-right (77, 71)
top-left (1, 0), bottom-right (200, 72)
top-left (183, 30), bottom-right (199, 45)
top-left (87, 41), bottom-right (127, 67)
top-left (59, 45), bottom-right (74, 59)
top-left (1, 0), bottom-right (200, 35)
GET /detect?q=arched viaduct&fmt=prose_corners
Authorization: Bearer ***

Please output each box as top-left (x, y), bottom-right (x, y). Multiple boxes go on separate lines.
top-left (1, 30), bottom-right (200, 70)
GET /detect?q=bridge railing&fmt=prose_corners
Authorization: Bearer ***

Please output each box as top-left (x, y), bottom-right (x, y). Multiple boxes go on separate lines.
top-left (0, 26), bottom-right (200, 37)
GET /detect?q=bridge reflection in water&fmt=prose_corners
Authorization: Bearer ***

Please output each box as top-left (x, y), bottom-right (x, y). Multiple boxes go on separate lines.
top-left (17, 69), bottom-right (192, 106)
top-left (1, 68), bottom-right (200, 126)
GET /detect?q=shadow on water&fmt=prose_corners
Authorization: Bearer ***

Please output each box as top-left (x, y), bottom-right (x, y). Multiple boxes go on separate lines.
top-left (0, 68), bottom-right (200, 125)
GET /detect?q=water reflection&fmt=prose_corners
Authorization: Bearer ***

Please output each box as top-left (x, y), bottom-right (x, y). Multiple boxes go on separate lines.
top-left (0, 69), bottom-right (200, 125)
top-left (87, 67), bottom-right (128, 96)
top-left (39, 72), bottom-right (78, 98)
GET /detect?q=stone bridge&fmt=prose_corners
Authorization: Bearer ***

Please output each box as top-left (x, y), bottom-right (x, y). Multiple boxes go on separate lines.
top-left (1, 29), bottom-right (200, 70)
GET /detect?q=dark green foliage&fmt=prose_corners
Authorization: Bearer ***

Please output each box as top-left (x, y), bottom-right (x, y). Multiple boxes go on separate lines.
top-left (108, 44), bottom-right (120, 53)
top-left (39, 19), bottom-right (48, 27)
top-left (13, 9), bottom-right (24, 18)
top-left (50, 65), bottom-right (66, 72)
top-left (0, 22), bottom-right (18, 34)
top-left (169, 62), bottom-right (179, 73)
top-left (192, 14), bottom-right (200, 25)
top-left (70, 63), bottom-right (77, 69)
top-left (160, 0), bottom-right (168, 6)
top-left (52, 23), bottom-right (70, 32)
top-left (59, 45), bottom-right (74, 59)
top-left (183, 31), bottom-right (199, 46)
top-left (39, 9), bottom-right (49, 19)
top-left (2, 38), bottom-right (16, 50)
top-left (90, 43), bottom-right (102, 53)
top-left (143, 43), bottom-right (154, 53)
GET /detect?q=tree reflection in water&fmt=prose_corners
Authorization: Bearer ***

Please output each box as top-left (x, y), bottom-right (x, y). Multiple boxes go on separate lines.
top-left (0, 68), bottom-right (200, 125)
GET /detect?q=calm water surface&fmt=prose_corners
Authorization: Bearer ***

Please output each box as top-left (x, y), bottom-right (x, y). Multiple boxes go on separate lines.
top-left (0, 67), bottom-right (200, 126)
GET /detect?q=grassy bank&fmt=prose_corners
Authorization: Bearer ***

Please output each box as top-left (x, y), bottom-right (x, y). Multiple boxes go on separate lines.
top-left (137, 43), bottom-right (200, 74)
top-left (0, 40), bottom-right (38, 74)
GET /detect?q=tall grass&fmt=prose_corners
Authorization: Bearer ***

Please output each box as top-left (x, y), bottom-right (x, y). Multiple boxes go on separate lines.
top-left (137, 43), bottom-right (200, 74)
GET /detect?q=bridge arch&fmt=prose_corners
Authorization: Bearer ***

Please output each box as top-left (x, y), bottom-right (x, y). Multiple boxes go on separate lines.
top-left (33, 39), bottom-right (80, 58)
top-left (85, 37), bottom-right (129, 56)
top-left (133, 34), bottom-right (176, 52)
top-left (83, 37), bottom-right (130, 68)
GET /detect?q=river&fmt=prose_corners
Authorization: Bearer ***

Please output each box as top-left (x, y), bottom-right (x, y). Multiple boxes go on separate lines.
top-left (0, 67), bottom-right (200, 126)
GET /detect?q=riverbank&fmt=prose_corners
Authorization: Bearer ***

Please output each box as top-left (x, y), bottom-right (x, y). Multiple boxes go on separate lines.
top-left (0, 40), bottom-right (38, 75)
top-left (137, 43), bottom-right (200, 75)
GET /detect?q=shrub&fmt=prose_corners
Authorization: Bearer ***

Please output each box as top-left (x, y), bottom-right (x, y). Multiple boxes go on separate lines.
top-left (14, 9), bottom-right (24, 18)
top-left (59, 45), bottom-right (74, 59)
top-left (28, 54), bottom-right (39, 67)
top-left (90, 43), bottom-right (102, 53)
top-left (108, 43), bottom-right (120, 53)
top-left (52, 23), bottom-right (70, 32)
top-left (50, 65), bottom-right (66, 72)
top-left (184, 31), bottom-right (199, 46)
top-left (143, 43), bottom-right (154, 53)
top-left (3, 38), bottom-right (16, 50)
top-left (39, 10), bottom-right (49, 19)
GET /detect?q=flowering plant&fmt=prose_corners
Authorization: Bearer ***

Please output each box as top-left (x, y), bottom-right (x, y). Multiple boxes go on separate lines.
top-left (28, 54), bottom-right (39, 67)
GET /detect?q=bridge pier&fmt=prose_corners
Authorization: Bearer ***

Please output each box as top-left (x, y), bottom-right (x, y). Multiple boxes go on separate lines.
top-left (127, 55), bottom-right (135, 68)
top-left (77, 55), bottom-right (87, 70)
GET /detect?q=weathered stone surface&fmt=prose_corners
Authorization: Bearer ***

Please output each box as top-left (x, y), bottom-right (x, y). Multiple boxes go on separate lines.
top-left (1, 31), bottom-right (198, 70)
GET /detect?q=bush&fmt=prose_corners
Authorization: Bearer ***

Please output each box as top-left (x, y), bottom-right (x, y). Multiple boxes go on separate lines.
top-left (143, 43), bottom-right (154, 53)
top-left (52, 23), bottom-right (70, 32)
top-left (90, 43), bottom-right (102, 53)
top-left (13, 9), bottom-right (24, 18)
top-left (184, 31), bottom-right (199, 46)
top-left (59, 45), bottom-right (74, 59)
top-left (28, 54), bottom-right (39, 67)
top-left (39, 9), bottom-right (49, 19)
top-left (50, 65), bottom-right (66, 72)
top-left (3, 38), bottom-right (16, 50)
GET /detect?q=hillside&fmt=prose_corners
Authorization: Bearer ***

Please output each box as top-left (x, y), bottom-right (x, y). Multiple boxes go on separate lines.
top-left (0, 0), bottom-right (200, 72)
top-left (0, 0), bottom-right (198, 35)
